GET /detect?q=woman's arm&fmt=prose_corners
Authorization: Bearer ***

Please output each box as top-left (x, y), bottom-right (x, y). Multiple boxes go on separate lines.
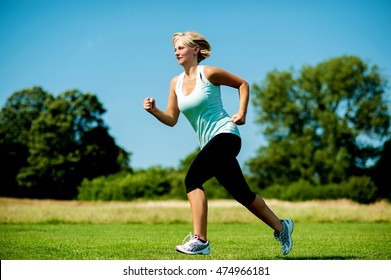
top-left (204, 66), bottom-right (249, 125)
top-left (144, 77), bottom-right (180, 127)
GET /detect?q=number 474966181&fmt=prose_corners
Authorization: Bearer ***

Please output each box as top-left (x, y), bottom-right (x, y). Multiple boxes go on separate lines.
top-left (215, 266), bottom-right (270, 276)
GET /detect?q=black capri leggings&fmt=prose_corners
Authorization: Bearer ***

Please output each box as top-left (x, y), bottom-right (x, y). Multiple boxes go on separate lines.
top-left (185, 133), bottom-right (256, 207)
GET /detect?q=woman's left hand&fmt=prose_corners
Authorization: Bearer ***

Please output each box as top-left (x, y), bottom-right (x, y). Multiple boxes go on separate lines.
top-left (232, 112), bottom-right (246, 125)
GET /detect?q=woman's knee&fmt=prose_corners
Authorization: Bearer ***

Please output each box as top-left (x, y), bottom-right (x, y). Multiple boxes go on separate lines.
top-left (232, 191), bottom-right (257, 207)
top-left (184, 173), bottom-right (205, 193)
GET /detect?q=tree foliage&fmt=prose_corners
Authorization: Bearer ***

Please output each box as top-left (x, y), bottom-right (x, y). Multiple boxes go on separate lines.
top-left (0, 87), bottom-right (130, 199)
top-left (0, 87), bottom-right (53, 197)
top-left (248, 56), bottom-right (390, 192)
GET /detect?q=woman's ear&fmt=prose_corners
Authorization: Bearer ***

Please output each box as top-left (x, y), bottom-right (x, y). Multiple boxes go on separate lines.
top-left (194, 46), bottom-right (200, 56)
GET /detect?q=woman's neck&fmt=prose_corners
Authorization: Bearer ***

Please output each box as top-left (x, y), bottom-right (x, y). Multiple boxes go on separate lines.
top-left (183, 63), bottom-right (199, 78)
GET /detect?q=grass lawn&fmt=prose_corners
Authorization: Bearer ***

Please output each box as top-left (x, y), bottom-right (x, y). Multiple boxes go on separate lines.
top-left (1, 198), bottom-right (390, 260)
top-left (1, 223), bottom-right (390, 260)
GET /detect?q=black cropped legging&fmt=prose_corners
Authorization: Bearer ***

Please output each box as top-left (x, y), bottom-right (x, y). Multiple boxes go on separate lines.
top-left (185, 133), bottom-right (256, 207)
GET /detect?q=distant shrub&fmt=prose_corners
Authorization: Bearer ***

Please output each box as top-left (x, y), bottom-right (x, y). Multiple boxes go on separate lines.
top-left (260, 176), bottom-right (378, 204)
top-left (77, 167), bottom-right (182, 201)
top-left (77, 166), bottom-right (379, 204)
top-left (261, 181), bottom-right (315, 201)
top-left (344, 176), bottom-right (378, 204)
top-left (312, 183), bottom-right (348, 200)
top-left (282, 180), bottom-right (314, 201)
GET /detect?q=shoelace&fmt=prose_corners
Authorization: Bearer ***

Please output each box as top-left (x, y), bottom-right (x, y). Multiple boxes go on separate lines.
top-left (181, 232), bottom-right (195, 245)
top-left (275, 225), bottom-right (287, 243)
top-left (279, 228), bottom-right (288, 243)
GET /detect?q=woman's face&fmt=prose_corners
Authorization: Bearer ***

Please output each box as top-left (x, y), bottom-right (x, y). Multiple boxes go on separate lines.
top-left (174, 38), bottom-right (197, 65)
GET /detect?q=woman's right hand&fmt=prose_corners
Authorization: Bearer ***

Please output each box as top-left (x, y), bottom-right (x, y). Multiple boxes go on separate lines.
top-left (143, 97), bottom-right (156, 113)
top-left (143, 78), bottom-right (180, 127)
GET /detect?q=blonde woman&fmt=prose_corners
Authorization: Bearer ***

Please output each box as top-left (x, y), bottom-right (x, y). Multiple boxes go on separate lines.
top-left (143, 31), bottom-right (293, 255)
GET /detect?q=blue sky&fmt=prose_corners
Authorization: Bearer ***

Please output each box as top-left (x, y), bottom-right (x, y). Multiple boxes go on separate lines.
top-left (1, 0), bottom-right (390, 169)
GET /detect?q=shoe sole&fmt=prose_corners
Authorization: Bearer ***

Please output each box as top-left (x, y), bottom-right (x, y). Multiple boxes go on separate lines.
top-left (175, 246), bottom-right (211, 255)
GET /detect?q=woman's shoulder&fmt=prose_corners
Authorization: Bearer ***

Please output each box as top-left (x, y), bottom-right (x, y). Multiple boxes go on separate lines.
top-left (170, 74), bottom-right (181, 84)
top-left (169, 74), bottom-right (183, 89)
top-left (202, 65), bottom-right (225, 84)
top-left (202, 65), bottom-right (226, 76)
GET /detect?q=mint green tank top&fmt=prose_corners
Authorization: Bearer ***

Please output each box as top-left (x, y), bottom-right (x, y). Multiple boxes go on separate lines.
top-left (175, 65), bottom-right (240, 149)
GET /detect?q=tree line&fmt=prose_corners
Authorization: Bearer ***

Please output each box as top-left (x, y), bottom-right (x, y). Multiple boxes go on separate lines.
top-left (1, 55), bottom-right (390, 203)
top-left (0, 87), bottom-right (130, 199)
top-left (248, 55), bottom-right (390, 202)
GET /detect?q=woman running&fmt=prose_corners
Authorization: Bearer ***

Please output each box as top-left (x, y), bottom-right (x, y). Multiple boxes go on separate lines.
top-left (143, 31), bottom-right (293, 256)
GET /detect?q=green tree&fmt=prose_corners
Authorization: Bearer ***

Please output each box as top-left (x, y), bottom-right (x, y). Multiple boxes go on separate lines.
top-left (0, 87), bottom-right (130, 199)
top-left (0, 87), bottom-right (53, 196)
top-left (248, 56), bottom-right (390, 189)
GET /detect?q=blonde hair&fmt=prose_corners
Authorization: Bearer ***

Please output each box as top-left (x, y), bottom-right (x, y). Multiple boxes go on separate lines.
top-left (172, 31), bottom-right (211, 63)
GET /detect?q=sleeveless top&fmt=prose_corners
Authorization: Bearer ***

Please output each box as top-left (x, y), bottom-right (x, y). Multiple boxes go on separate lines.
top-left (175, 65), bottom-right (240, 149)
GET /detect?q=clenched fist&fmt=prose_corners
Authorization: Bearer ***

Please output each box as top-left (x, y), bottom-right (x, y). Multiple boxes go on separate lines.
top-left (231, 112), bottom-right (246, 125)
top-left (143, 97), bottom-right (156, 113)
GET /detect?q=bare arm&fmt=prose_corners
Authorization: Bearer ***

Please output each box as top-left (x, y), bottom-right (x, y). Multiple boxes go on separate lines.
top-left (144, 77), bottom-right (180, 127)
top-left (204, 66), bottom-right (249, 125)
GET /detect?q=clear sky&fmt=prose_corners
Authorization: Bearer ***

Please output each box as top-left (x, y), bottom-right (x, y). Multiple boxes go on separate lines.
top-left (1, 0), bottom-right (390, 169)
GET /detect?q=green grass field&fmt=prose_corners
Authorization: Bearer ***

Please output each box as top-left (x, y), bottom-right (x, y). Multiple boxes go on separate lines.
top-left (1, 198), bottom-right (391, 260)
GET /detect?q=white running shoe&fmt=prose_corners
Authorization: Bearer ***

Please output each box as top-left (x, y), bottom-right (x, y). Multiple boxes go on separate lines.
top-left (274, 219), bottom-right (294, 255)
top-left (175, 233), bottom-right (211, 255)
